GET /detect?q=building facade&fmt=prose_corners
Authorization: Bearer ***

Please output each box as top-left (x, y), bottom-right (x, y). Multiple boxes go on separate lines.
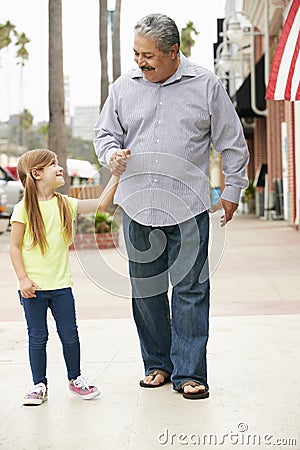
top-left (214, 0), bottom-right (299, 229)
top-left (72, 105), bottom-right (100, 141)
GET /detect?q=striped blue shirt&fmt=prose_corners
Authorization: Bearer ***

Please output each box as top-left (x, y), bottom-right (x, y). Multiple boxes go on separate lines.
top-left (94, 53), bottom-right (249, 226)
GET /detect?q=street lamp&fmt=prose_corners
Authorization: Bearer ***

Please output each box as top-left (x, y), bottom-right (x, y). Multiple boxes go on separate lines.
top-left (225, 11), bottom-right (252, 47)
top-left (215, 42), bottom-right (233, 74)
top-left (215, 33), bottom-right (250, 93)
top-left (214, 2), bottom-right (270, 117)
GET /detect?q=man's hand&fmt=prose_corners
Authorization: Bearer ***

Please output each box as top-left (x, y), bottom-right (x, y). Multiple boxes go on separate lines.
top-left (221, 199), bottom-right (238, 226)
top-left (109, 149), bottom-right (130, 176)
top-left (210, 198), bottom-right (238, 227)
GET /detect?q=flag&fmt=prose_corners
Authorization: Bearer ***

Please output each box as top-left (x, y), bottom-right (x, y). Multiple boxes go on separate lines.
top-left (265, 0), bottom-right (300, 101)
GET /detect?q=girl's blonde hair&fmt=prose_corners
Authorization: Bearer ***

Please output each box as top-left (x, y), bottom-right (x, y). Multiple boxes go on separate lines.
top-left (17, 149), bottom-right (73, 254)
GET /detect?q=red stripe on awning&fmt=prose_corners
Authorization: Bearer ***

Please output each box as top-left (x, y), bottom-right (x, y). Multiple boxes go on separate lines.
top-left (284, 30), bottom-right (300, 100)
top-left (296, 79), bottom-right (300, 98)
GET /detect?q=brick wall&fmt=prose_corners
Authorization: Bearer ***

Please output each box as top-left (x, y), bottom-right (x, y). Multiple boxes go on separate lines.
top-left (254, 117), bottom-right (267, 175)
top-left (70, 232), bottom-right (119, 251)
top-left (266, 100), bottom-right (285, 192)
top-left (285, 101), bottom-right (296, 225)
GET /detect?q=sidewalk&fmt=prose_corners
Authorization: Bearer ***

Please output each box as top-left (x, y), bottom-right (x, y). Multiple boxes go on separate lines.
top-left (0, 214), bottom-right (299, 449)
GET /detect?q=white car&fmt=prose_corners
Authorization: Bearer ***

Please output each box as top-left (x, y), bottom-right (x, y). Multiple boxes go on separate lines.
top-left (0, 186), bottom-right (9, 234)
top-left (0, 166), bottom-right (24, 217)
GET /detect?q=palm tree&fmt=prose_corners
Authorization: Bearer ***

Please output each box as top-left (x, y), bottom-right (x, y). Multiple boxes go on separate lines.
top-left (19, 108), bottom-right (33, 148)
top-left (0, 21), bottom-right (30, 155)
top-left (0, 21), bottom-right (16, 50)
top-left (112, 0), bottom-right (121, 81)
top-left (15, 32), bottom-right (30, 66)
top-left (38, 124), bottom-right (49, 148)
top-left (15, 31), bottom-right (30, 145)
top-left (180, 21), bottom-right (199, 58)
top-left (99, 0), bottom-right (122, 107)
top-left (99, 0), bottom-right (109, 110)
top-left (0, 21), bottom-right (30, 64)
top-left (48, 0), bottom-right (69, 193)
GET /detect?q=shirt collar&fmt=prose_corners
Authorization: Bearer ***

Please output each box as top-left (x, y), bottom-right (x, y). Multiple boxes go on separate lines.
top-left (130, 52), bottom-right (197, 84)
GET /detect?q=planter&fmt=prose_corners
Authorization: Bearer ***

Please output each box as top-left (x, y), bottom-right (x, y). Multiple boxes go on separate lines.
top-left (247, 197), bottom-right (256, 214)
top-left (70, 231), bottom-right (119, 251)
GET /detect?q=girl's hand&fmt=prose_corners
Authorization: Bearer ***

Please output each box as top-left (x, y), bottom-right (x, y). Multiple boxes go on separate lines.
top-left (20, 277), bottom-right (41, 298)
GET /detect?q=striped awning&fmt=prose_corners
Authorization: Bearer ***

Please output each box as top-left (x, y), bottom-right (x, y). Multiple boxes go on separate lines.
top-left (265, 0), bottom-right (300, 101)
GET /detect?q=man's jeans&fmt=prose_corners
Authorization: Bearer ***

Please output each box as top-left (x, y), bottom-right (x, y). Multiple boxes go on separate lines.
top-left (122, 210), bottom-right (210, 391)
top-left (19, 287), bottom-right (80, 386)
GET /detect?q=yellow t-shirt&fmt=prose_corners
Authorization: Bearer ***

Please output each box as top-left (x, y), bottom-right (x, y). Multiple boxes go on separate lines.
top-left (11, 196), bottom-right (78, 290)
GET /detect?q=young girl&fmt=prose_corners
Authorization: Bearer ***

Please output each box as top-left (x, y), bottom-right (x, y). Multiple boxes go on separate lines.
top-left (10, 148), bottom-right (129, 406)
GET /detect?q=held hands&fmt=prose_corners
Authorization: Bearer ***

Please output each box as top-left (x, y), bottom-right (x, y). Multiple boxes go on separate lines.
top-left (109, 149), bottom-right (131, 176)
top-left (210, 198), bottom-right (238, 227)
top-left (20, 277), bottom-right (41, 298)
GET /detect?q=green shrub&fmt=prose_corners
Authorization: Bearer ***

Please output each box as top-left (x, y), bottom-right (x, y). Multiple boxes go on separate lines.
top-left (75, 211), bottom-right (119, 234)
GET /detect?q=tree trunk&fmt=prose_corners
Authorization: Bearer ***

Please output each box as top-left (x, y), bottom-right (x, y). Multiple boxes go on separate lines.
top-left (48, 0), bottom-right (69, 193)
top-left (100, 0), bottom-right (109, 110)
top-left (112, 0), bottom-right (121, 81)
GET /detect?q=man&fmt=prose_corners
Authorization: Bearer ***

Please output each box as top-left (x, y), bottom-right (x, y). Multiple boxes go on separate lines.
top-left (94, 14), bottom-right (249, 399)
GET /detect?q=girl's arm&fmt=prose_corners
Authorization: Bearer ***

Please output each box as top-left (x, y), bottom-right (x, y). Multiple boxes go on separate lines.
top-left (77, 174), bottom-right (120, 215)
top-left (10, 221), bottom-right (41, 298)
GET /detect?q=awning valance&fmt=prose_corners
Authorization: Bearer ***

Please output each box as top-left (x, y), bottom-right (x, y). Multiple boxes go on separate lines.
top-left (234, 55), bottom-right (266, 118)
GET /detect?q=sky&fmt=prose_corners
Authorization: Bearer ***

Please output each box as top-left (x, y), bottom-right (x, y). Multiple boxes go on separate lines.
top-left (0, 0), bottom-right (226, 124)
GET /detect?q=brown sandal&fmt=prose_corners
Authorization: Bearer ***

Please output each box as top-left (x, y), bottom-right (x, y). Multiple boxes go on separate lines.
top-left (179, 381), bottom-right (209, 399)
top-left (139, 370), bottom-right (170, 388)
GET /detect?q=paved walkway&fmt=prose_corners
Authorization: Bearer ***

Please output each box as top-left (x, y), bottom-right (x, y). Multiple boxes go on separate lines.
top-left (0, 213), bottom-right (299, 449)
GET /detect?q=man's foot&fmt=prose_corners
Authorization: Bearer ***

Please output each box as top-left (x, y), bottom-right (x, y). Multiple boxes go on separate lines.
top-left (23, 383), bottom-right (48, 406)
top-left (139, 369), bottom-right (170, 388)
top-left (69, 375), bottom-right (100, 400)
top-left (179, 381), bottom-right (209, 400)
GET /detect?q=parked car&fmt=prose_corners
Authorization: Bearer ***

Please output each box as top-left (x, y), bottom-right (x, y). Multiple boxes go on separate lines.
top-left (0, 186), bottom-right (9, 234)
top-left (0, 166), bottom-right (24, 217)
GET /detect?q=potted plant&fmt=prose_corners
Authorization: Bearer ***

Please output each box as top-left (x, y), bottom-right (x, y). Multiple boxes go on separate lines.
top-left (70, 211), bottom-right (120, 250)
top-left (243, 179), bottom-right (256, 213)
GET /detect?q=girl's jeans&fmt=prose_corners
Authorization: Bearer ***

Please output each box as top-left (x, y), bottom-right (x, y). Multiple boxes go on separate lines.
top-left (122, 210), bottom-right (210, 391)
top-left (19, 287), bottom-right (80, 386)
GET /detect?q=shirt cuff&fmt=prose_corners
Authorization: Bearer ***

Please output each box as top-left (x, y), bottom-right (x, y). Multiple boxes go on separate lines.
top-left (221, 186), bottom-right (242, 205)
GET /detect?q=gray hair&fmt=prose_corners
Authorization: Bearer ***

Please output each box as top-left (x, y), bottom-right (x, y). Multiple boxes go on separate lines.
top-left (134, 14), bottom-right (180, 54)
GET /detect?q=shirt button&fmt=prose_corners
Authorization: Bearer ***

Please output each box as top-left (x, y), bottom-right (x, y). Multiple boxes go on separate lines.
top-left (155, 159), bottom-right (159, 163)
top-left (156, 139), bottom-right (160, 143)
top-left (159, 101), bottom-right (163, 105)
